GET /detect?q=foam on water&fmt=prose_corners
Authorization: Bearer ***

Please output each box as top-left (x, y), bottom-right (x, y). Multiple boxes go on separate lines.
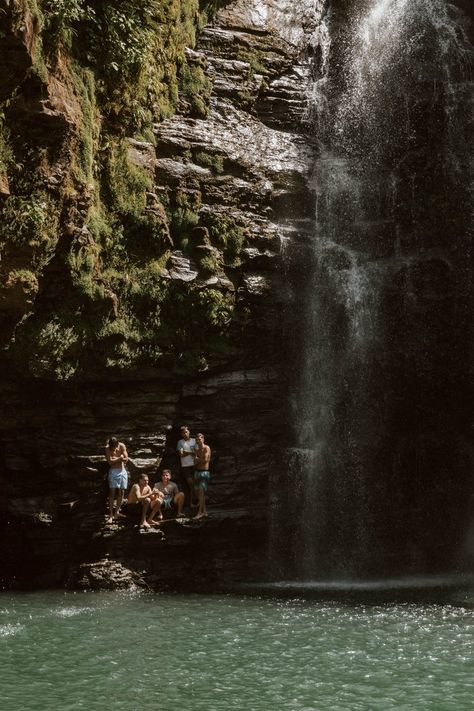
top-left (54, 607), bottom-right (92, 618)
top-left (0, 623), bottom-right (25, 638)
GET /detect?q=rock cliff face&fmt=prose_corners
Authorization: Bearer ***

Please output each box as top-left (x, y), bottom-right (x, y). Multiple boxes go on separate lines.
top-left (1, 0), bottom-right (473, 591)
top-left (0, 0), bottom-right (325, 589)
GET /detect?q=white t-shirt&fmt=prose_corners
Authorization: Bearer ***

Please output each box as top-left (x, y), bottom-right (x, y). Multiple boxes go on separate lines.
top-left (177, 438), bottom-right (196, 468)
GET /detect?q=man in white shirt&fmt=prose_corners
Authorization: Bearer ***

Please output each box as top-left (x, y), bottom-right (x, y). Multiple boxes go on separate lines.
top-left (176, 425), bottom-right (197, 509)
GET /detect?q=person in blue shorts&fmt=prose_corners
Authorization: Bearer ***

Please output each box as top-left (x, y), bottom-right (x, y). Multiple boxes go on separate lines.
top-left (105, 436), bottom-right (128, 523)
top-left (194, 433), bottom-right (211, 520)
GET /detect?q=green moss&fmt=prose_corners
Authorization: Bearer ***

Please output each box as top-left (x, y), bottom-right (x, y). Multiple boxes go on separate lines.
top-left (0, 192), bottom-right (59, 260)
top-left (41, 0), bottom-right (90, 52)
top-left (69, 64), bottom-right (98, 185)
top-left (19, 314), bottom-right (81, 381)
top-left (236, 49), bottom-right (269, 76)
top-left (102, 140), bottom-right (151, 215)
top-left (0, 117), bottom-right (13, 179)
top-left (6, 269), bottom-right (39, 295)
top-left (157, 283), bottom-right (235, 373)
top-left (193, 150), bottom-right (224, 174)
top-left (198, 252), bottom-right (219, 274)
top-left (99, 140), bottom-right (170, 262)
top-left (201, 212), bottom-right (246, 267)
top-left (2, 0), bottom-right (238, 381)
top-left (178, 61), bottom-right (212, 118)
top-left (166, 189), bottom-right (201, 245)
top-left (235, 89), bottom-right (255, 111)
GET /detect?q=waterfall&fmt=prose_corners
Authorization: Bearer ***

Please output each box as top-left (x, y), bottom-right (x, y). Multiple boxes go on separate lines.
top-left (272, 0), bottom-right (474, 580)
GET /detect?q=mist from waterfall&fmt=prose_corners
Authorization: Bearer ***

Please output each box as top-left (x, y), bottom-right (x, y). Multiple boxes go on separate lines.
top-left (272, 0), bottom-right (474, 581)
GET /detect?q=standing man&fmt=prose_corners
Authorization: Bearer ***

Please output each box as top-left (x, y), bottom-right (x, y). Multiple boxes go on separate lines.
top-left (105, 436), bottom-right (128, 523)
top-left (176, 425), bottom-right (197, 509)
top-left (151, 470), bottom-right (185, 520)
top-left (127, 473), bottom-right (163, 529)
top-left (194, 433), bottom-right (211, 520)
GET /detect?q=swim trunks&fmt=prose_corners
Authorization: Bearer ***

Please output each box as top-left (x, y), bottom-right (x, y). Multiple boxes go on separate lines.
top-left (108, 467), bottom-right (128, 490)
top-left (193, 470), bottom-right (210, 491)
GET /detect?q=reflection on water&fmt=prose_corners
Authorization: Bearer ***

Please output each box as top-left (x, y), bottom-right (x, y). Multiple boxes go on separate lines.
top-left (1, 590), bottom-right (474, 711)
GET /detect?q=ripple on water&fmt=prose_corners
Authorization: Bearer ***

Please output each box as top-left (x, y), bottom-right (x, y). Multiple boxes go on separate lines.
top-left (0, 623), bottom-right (25, 638)
top-left (53, 607), bottom-right (91, 618)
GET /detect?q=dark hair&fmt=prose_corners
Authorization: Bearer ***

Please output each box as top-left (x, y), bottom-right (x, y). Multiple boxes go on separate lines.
top-left (180, 425), bottom-right (189, 432)
top-left (107, 436), bottom-right (119, 449)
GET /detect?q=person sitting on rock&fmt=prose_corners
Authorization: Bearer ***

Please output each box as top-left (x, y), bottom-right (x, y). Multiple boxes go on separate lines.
top-left (127, 474), bottom-right (163, 529)
top-left (194, 432), bottom-right (211, 520)
top-left (105, 436), bottom-right (129, 524)
top-left (151, 470), bottom-right (185, 521)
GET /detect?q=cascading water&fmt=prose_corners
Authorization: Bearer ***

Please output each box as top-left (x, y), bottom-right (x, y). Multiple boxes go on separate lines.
top-left (272, 0), bottom-right (474, 580)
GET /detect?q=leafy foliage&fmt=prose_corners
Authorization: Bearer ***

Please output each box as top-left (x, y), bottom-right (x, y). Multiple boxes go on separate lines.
top-left (1, 0), bottom-right (241, 381)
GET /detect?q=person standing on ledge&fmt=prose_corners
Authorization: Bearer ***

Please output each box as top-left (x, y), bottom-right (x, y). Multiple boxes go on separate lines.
top-left (194, 433), bottom-right (211, 520)
top-left (177, 425), bottom-right (197, 509)
top-left (105, 436), bottom-right (128, 524)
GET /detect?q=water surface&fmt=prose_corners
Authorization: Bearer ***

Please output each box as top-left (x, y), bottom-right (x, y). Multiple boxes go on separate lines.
top-left (1, 589), bottom-right (473, 711)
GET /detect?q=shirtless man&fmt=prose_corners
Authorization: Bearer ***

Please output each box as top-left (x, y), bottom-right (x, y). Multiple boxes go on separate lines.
top-left (194, 433), bottom-right (211, 520)
top-left (128, 474), bottom-right (163, 529)
top-left (151, 470), bottom-right (185, 520)
top-left (105, 436), bottom-right (129, 523)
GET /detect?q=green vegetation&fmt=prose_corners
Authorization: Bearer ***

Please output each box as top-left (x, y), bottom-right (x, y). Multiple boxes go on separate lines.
top-left (69, 64), bottom-right (98, 185)
top-left (198, 251), bottom-right (220, 275)
top-left (236, 49), bottom-right (269, 76)
top-left (0, 192), bottom-right (59, 267)
top-left (1, 0), bottom-right (243, 381)
top-left (21, 314), bottom-right (81, 381)
top-left (6, 269), bottom-right (39, 295)
top-left (178, 60), bottom-right (212, 118)
top-left (158, 284), bottom-right (235, 374)
top-left (0, 117), bottom-right (13, 181)
top-left (166, 189), bottom-right (201, 246)
top-left (193, 150), bottom-right (224, 174)
top-left (38, 0), bottom-right (219, 133)
top-left (201, 212), bottom-right (247, 267)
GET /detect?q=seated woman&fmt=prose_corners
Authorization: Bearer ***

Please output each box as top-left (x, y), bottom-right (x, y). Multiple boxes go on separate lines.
top-left (127, 474), bottom-right (163, 529)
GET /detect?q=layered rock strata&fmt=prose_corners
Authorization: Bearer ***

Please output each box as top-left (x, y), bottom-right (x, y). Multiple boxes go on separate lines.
top-left (0, 0), bottom-right (324, 589)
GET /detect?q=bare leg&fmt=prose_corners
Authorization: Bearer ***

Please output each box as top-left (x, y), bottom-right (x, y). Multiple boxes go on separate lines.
top-left (195, 487), bottom-right (207, 519)
top-left (187, 476), bottom-right (197, 508)
top-left (114, 489), bottom-right (125, 519)
top-left (174, 492), bottom-right (185, 517)
top-left (140, 499), bottom-right (151, 526)
top-left (147, 498), bottom-right (163, 524)
top-left (107, 488), bottom-right (116, 522)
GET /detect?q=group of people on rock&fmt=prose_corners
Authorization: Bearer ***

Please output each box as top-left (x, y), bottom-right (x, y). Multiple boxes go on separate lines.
top-left (105, 426), bottom-right (211, 528)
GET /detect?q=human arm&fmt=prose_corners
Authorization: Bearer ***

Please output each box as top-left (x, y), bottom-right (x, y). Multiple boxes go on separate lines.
top-left (105, 448), bottom-right (123, 465)
top-left (119, 442), bottom-right (128, 462)
top-left (136, 485), bottom-right (153, 502)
